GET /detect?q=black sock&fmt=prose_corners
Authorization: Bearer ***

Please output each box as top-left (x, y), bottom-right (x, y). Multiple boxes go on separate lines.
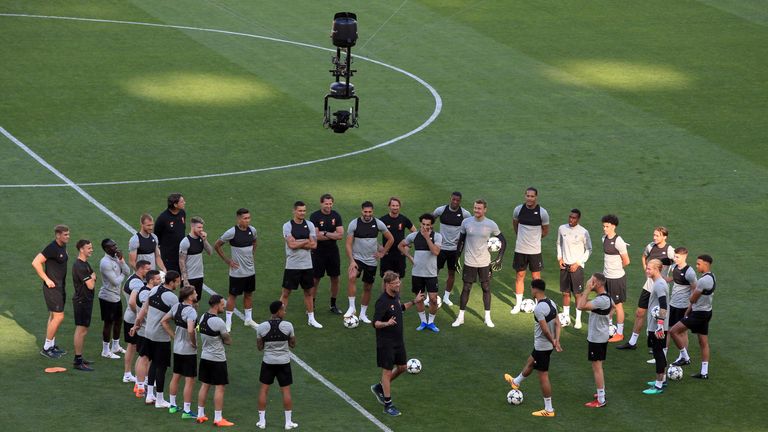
top-left (74, 354), bottom-right (83, 364)
top-left (331, 297), bottom-right (337, 307)
top-left (384, 397), bottom-right (392, 407)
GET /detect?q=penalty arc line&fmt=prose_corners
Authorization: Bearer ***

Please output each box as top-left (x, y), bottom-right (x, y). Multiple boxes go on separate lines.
top-left (0, 125), bottom-right (394, 432)
top-left (0, 13), bottom-right (442, 189)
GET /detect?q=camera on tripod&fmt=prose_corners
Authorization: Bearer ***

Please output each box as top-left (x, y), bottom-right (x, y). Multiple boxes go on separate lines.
top-left (323, 12), bottom-right (359, 134)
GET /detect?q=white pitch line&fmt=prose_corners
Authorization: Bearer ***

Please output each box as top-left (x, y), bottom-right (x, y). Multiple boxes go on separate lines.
top-left (0, 125), bottom-right (393, 432)
top-left (0, 13), bottom-right (442, 189)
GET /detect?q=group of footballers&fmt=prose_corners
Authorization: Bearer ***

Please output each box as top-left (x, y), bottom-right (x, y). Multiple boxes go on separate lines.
top-left (32, 188), bottom-right (716, 422)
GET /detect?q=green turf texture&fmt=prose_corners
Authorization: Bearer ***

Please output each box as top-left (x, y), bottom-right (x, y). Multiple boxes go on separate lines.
top-left (0, 1), bottom-right (766, 431)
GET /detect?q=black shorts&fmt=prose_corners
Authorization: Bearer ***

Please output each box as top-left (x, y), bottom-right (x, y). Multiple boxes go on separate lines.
top-left (606, 276), bottom-right (627, 304)
top-left (513, 252), bottom-right (543, 272)
top-left (462, 265), bottom-right (491, 284)
top-left (162, 256), bottom-right (181, 273)
top-left (680, 310), bottom-right (712, 335)
top-left (588, 341), bottom-right (608, 362)
top-left (99, 298), bottom-right (122, 322)
top-left (187, 278), bottom-right (204, 301)
top-left (43, 286), bottom-right (66, 313)
top-left (411, 276), bottom-right (438, 294)
top-left (669, 306), bottom-right (687, 327)
top-left (199, 359), bottom-right (228, 385)
top-left (124, 320), bottom-right (138, 344)
top-left (437, 250), bottom-right (459, 272)
top-left (380, 255), bottom-right (406, 278)
top-left (173, 353), bottom-right (197, 378)
top-left (146, 340), bottom-right (171, 366)
top-left (229, 275), bottom-right (256, 296)
top-left (376, 343), bottom-right (407, 370)
top-left (353, 260), bottom-right (377, 284)
top-left (73, 300), bottom-right (94, 327)
top-left (559, 266), bottom-right (585, 294)
top-left (136, 335), bottom-right (149, 356)
top-left (648, 331), bottom-right (668, 373)
top-left (637, 290), bottom-right (651, 309)
top-left (283, 268), bottom-right (314, 290)
top-left (531, 349), bottom-right (553, 372)
top-left (259, 362), bottom-right (293, 386)
top-left (312, 249), bottom-right (341, 279)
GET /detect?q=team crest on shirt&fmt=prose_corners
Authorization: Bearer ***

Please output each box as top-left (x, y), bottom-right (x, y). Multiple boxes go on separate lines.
top-left (390, 305), bottom-right (395, 311)
top-left (319, 220), bottom-right (324, 227)
top-left (182, 216), bottom-right (185, 224)
top-left (170, 222), bottom-right (174, 228)
top-left (398, 223), bottom-right (403, 230)
top-left (331, 218), bottom-right (336, 225)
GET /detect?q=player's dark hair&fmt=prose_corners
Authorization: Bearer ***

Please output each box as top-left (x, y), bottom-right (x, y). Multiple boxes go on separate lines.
top-left (179, 285), bottom-right (196, 302)
top-left (269, 300), bottom-right (284, 314)
top-left (209, 294), bottom-right (224, 306)
top-left (531, 279), bottom-right (546, 291)
top-left (474, 199), bottom-right (487, 208)
top-left (674, 247), bottom-right (688, 255)
top-left (164, 270), bottom-right (181, 284)
top-left (388, 197), bottom-right (401, 206)
top-left (54, 224), bottom-right (70, 235)
top-left (167, 193), bottom-right (184, 210)
top-left (698, 254), bottom-right (713, 264)
top-left (361, 200), bottom-right (374, 209)
top-left (419, 213), bottom-right (435, 224)
top-left (601, 214), bottom-right (619, 226)
top-left (526, 187), bottom-right (538, 196)
top-left (320, 193), bottom-right (334, 203)
top-left (654, 226), bottom-right (669, 237)
top-left (140, 213), bottom-right (154, 224)
top-left (76, 239), bottom-right (91, 250)
top-left (101, 238), bottom-right (116, 250)
top-left (146, 270), bottom-right (160, 282)
top-left (591, 272), bottom-right (607, 288)
top-left (135, 260), bottom-right (151, 270)
top-left (236, 208), bottom-right (250, 217)
top-left (451, 191), bottom-right (462, 198)
top-left (571, 209), bottom-right (581, 218)
top-left (293, 201), bottom-right (306, 209)
top-left (190, 216), bottom-right (204, 225)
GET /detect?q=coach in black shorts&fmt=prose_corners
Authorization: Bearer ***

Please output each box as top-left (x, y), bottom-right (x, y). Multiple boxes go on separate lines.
top-left (370, 271), bottom-right (423, 417)
top-left (310, 194), bottom-right (345, 314)
top-left (72, 239), bottom-right (96, 371)
top-left (379, 197), bottom-right (415, 278)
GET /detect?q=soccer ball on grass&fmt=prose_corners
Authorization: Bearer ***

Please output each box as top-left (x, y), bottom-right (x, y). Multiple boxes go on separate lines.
top-left (406, 358), bottom-right (422, 374)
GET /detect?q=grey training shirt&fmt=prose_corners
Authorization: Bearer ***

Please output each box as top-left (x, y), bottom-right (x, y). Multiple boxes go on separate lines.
top-left (646, 277), bottom-right (670, 331)
top-left (587, 294), bottom-right (613, 343)
top-left (257, 320), bottom-right (295, 365)
top-left (98, 255), bottom-right (131, 303)
top-left (557, 223), bottom-right (592, 266)
top-left (533, 298), bottom-right (558, 351)
top-left (219, 225), bottom-right (257, 278)
top-left (200, 315), bottom-right (228, 362)
top-left (123, 276), bottom-right (144, 324)
top-left (670, 264), bottom-right (697, 308)
top-left (145, 286), bottom-right (179, 342)
top-left (460, 217), bottom-right (500, 268)
top-left (692, 273), bottom-right (715, 312)
top-left (283, 219), bottom-right (317, 270)
top-left (348, 217), bottom-right (388, 266)
top-left (167, 303), bottom-right (198, 355)
top-left (403, 231), bottom-right (442, 278)
top-left (432, 205), bottom-right (471, 251)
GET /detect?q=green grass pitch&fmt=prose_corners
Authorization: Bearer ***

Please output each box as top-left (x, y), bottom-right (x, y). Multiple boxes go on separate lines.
top-left (1, 1), bottom-right (766, 430)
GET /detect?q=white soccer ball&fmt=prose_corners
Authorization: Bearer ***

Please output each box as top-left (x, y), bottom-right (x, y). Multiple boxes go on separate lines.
top-left (667, 365), bottom-right (684, 381)
top-left (423, 295), bottom-right (442, 309)
top-left (651, 305), bottom-right (661, 319)
top-left (558, 313), bottom-right (571, 327)
top-left (343, 315), bottom-right (359, 329)
top-left (609, 325), bottom-right (618, 337)
top-left (487, 236), bottom-right (502, 252)
top-left (406, 358), bottom-right (422, 374)
top-left (520, 299), bottom-right (535, 314)
top-left (506, 389), bottom-right (524, 406)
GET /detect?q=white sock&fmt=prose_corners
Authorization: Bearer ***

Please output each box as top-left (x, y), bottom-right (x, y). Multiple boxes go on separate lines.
top-left (308, 312), bottom-right (315, 321)
top-left (701, 361), bottom-right (709, 375)
top-left (285, 410), bottom-right (292, 424)
top-left (183, 402), bottom-right (191, 412)
top-left (544, 397), bottom-right (553, 412)
top-left (597, 388), bottom-right (605, 403)
top-left (147, 385), bottom-right (154, 396)
top-left (457, 310), bottom-right (465, 320)
top-left (428, 313), bottom-right (436, 324)
top-left (198, 406), bottom-right (205, 418)
top-left (360, 305), bottom-right (368, 317)
top-left (169, 394), bottom-right (176, 406)
top-left (515, 373), bottom-right (525, 386)
top-left (679, 347), bottom-right (689, 360)
top-left (629, 332), bottom-right (639, 345)
top-left (214, 410), bottom-right (222, 422)
top-left (515, 293), bottom-right (523, 305)
top-left (156, 391), bottom-right (164, 402)
top-left (44, 339), bottom-right (54, 350)
top-left (418, 312), bottom-right (426, 323)
top-left (102, 341), bottom-right (110, 353)
top-left (617, 323), bottom-right (624, 335)
top-left (563, 305), bottom-right (570, 315)
top-left (259, 410), bottom-right (266, 423)
top-left (443, 291), bottom-right (451, 300)
top-left (245, 308), bottom-right (253, 321)
top-left (225, 311), bottom-right (233, 326)
top-left (137, 381), bottom-right (145, 390)
top-left (112, 339), bottom-right (121, 349)
top-left (655, 380), bottom-right (664, 389)
top-left (124, 371), bottom-right (133, 378)
top-left (575, 309), bottom-right (582, 321)
top-left (484, 310), bottom-right (492, 321)
top-left (348, 296), bottom-right (356, 309)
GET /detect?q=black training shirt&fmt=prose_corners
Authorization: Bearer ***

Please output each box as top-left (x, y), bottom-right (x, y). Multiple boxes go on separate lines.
top-left (374, 291), bottom-right (404, 344)
top-left (41, 240), bottom-right (68, 289)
